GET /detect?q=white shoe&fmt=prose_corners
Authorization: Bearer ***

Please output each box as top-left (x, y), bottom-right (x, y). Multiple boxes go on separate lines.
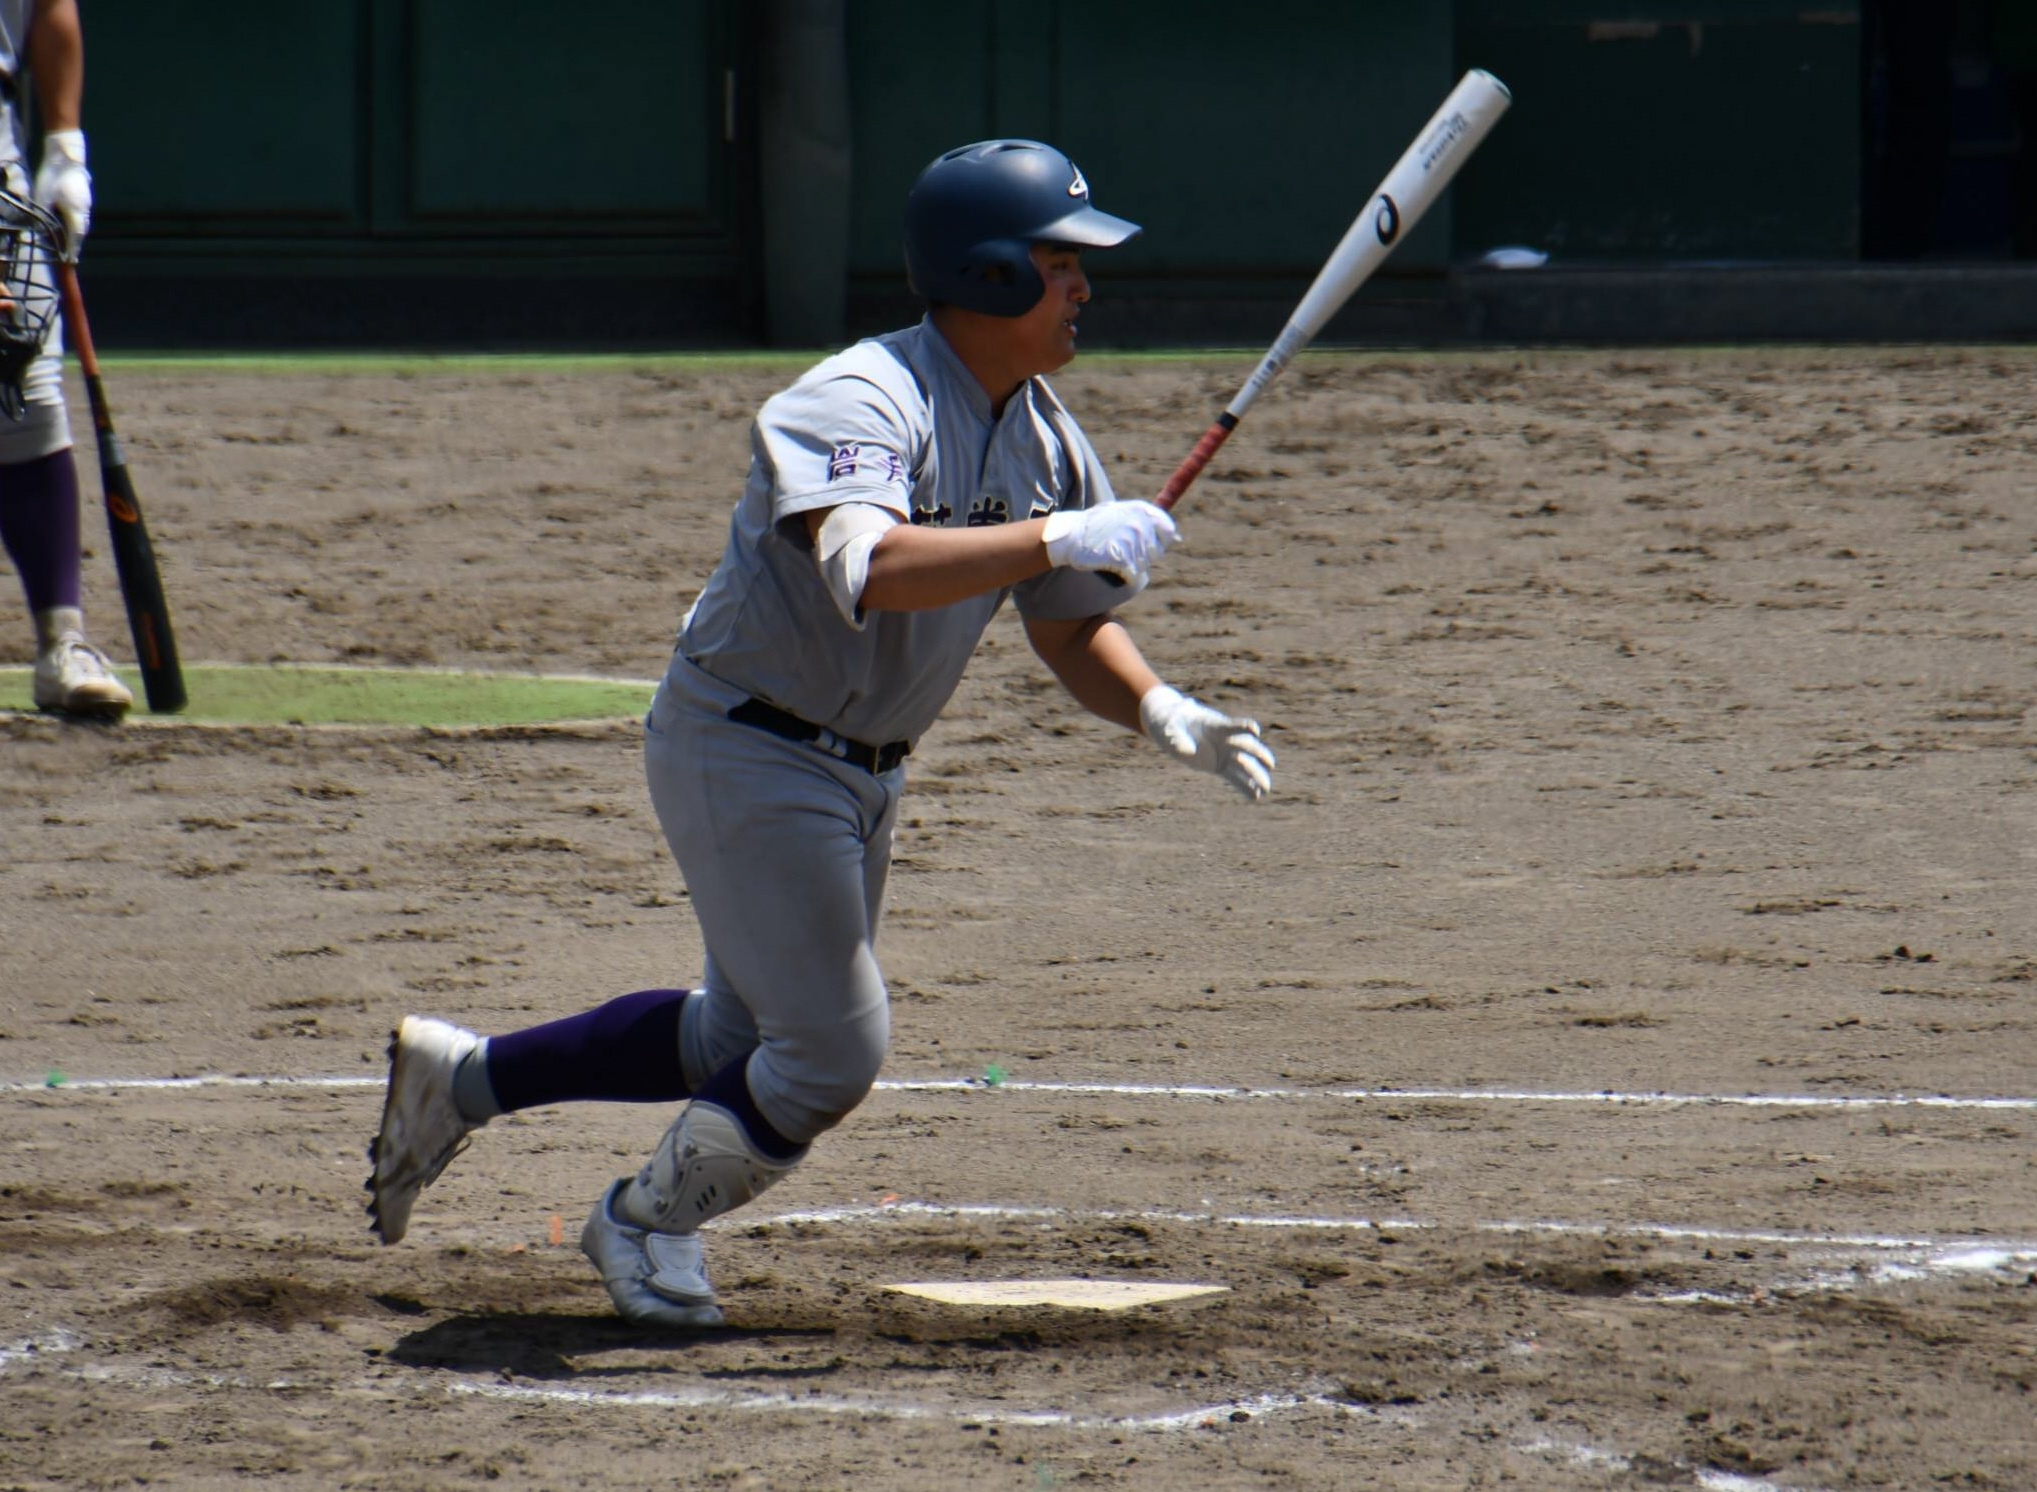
top-left (33, 632), bottom-right (132, 717)
top-left (581, 1177), bottom-right (725, 1329)
top-left (366, 1016), bottom-right (482, 1245)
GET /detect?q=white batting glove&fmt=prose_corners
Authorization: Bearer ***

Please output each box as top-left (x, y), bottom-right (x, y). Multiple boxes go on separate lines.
top-left (1042, 500), bottom-right (1178, 591)
top-left (1140, 684), bottom-right (1275, 803)
top-left (34, 129), bottom-right (91, 255)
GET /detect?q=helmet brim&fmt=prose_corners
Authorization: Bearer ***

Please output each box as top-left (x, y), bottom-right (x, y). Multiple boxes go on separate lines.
top-left (1032, 204), bottom-right (1142, 249)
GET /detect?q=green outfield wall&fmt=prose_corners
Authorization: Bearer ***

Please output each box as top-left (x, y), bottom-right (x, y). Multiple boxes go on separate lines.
top-left (53, 2), bottom-right (1937, 346)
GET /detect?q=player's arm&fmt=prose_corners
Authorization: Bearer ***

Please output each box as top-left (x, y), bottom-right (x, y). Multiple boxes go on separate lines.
top-left (806, 508), bottom-right (1053, 613)
top-left (25, 0), bottom-right (83, 129)
top-left (1021, 612), bottom-right (1155, 732)
top-left (26, 0), bottom-right (90, 255)
top-left (803, 500), bottom-right (1177, 616)
top-left (1025, 611), bottom-right (1276, 802)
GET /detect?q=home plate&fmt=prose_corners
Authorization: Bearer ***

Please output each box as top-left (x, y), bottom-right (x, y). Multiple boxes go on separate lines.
top-left (886, 1280), bottom-right (1228, 1310)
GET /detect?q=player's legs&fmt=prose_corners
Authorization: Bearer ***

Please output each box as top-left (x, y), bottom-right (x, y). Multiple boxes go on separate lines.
top-left (572, 668), bottom-right (900, 1327)
top-left (647, 666), bottom-right (898, 1152)
top-left (676, 949), bottom-right (760, 1090)
top-left (0, 345), bottom-right (129, 716)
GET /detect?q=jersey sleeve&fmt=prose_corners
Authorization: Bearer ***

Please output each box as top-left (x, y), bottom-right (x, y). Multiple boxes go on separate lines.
top-left (757, 368), bottom-right (920, 525)
top-left (1011, 395), bottom-right (1133, 621)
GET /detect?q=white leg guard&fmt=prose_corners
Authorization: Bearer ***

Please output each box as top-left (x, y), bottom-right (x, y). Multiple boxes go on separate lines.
top-left (618, 1100), bottom-right (803, 1235)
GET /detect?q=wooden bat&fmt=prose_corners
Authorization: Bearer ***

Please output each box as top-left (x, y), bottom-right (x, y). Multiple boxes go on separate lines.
top-left (1154, 69), bottom-right (1512, 511)
top-left (55, 260), bottom-right (185, 713)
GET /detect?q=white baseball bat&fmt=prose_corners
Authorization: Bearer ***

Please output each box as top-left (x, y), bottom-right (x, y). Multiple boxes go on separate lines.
top-left (1154, 68), bottom-right (1511, 510)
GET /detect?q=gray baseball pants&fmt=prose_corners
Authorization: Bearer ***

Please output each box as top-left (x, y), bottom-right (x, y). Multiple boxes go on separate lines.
top-left (643, 654), bottom-right (901, 1145)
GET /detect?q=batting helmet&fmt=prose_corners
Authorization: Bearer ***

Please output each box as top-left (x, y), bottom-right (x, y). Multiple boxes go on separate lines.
top-left (904, 140), bottom-right (1140, 317)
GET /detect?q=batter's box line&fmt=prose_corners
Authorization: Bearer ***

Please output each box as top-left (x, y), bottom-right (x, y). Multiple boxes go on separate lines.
top-left (1523, 1436), bottom-right (1831, 1492)
top-left (6, 1070), bottom-right (2035, 1111)
top-left (743, 1200), bottom-right (2037, 1295)
top-left (0, 1332), bottom-right (1841, 1490)
top-left (0, 1331), bottom-right (1391, 1437)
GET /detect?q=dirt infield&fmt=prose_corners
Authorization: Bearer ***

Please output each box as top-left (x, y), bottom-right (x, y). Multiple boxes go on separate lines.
top-left (3, 347), bottom-right (2035, 1490)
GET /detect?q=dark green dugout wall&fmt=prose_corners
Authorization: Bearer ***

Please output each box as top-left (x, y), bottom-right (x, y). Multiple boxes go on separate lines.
top-left (1455, 2), bottom-right (1860, 260)
top-left (74, 0), bottom-right (1862, 347)
top-left (90, 0), bottom-right (735, 241)
top-left (80, 0), bottom-right (748, 345)
top-left (843, 3), bottom-right (1457, 285)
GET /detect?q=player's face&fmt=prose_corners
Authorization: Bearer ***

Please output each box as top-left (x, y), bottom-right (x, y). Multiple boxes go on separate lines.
top-left (1011, 242), bottom-right (1090, 376)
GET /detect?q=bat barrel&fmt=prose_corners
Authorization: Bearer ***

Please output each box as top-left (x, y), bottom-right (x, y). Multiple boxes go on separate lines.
top-left (1222, 70), bottom-right (1513, 427)
top-left (1159, 70), bottom-right (1511, 513)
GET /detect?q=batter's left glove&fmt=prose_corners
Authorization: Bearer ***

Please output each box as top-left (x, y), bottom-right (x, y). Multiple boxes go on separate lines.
top-left (33, 130), bottom-right (90, 257)
top-left (1140, 684), bottom-right (1275, 803)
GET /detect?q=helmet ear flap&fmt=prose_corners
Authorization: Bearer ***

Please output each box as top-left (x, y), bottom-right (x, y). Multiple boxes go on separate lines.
top-left (958, 237), bottom-right (1045, 317)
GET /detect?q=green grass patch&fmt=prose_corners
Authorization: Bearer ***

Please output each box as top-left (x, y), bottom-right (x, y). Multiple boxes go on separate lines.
top-left (0, 664), bottom-right (655, 727)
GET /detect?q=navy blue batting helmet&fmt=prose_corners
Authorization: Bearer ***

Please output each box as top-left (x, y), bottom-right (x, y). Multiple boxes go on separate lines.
top-left (904, 140), bottom-right (1141, 317)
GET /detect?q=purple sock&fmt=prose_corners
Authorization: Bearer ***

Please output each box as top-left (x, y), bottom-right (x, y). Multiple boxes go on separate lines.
top-left (0, 450), bottom-right (83, 614)
top-left (483, 988), bottom-right (693, 1113)
top-left (693, 1054), bottom-right (806, 1161)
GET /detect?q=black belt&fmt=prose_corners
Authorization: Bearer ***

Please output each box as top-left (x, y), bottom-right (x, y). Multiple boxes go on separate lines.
top-left (727, 697), bottom-right (910, 774)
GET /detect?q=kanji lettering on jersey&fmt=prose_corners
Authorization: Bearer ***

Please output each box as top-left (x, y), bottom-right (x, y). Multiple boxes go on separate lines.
top-left (966, 494), bottom-right (1011, 527)
top-left (827, 445), bottom-right (906, 483)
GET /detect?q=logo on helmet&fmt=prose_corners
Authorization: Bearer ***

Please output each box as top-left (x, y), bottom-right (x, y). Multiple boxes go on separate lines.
top-left (1067, 164), bottom-right (1088, 199)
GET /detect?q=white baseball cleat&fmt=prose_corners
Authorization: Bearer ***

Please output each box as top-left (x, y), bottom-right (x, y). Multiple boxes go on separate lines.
top-left (33, 632), bottom-right (132, 717)
top-left (581, 1177), bottom-right (725, 1330)
top-left (365, 1015), bottom-right (482, 1246)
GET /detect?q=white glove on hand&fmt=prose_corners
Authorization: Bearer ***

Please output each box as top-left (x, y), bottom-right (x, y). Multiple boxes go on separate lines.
top-left (34, 129), bottom-right (91, 254)
top-left (1042, 500), bottom-right (1178, 591)
top-left (1140, 684), bottom-right (1275, 803)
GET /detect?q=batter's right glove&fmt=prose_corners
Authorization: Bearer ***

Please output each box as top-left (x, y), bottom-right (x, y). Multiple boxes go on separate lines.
top-left (1140, 684), bottom-right (1275, 803)
top-left (1042, 500), bottom-right (1177, 592)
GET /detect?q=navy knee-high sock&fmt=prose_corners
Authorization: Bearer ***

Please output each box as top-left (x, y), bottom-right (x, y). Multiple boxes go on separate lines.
top-left (479, 988), bottom-right (693, 1114)
top-left (692, 1054), bottom-right (805, 1161)
top-left (0, 450), bottom-right (83, 616)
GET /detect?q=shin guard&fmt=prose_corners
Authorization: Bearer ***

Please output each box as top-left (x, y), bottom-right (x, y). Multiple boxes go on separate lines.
top-left (618, 1100), bottom-right (804, 1235)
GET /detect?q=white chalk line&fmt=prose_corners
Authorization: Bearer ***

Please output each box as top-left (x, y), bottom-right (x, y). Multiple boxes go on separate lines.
top-left (746, 1200), bottom-right (2037, 1296)
top-left (758, 1198), bottom-right (2037, 1256)
top-left (1522, 1436), bottom-right (1830, 1492)
top-left (0, 1332), bottom-right (1837, 1488)
top-left (8, 1069), bottom-right (2035, 1111)
top-left (447, 1379), bottom-right (1372, 1432)
top-left (12, 1070), bottom-right (2033, 1286)
top-left (0, 1330), bottom-right (1380, 1436)
top-left (10, 1068), bottom-right (2032, 1290)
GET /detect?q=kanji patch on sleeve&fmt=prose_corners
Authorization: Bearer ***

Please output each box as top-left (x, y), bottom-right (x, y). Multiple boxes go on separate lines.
top-left (827, 443), bottom-right (906, 484)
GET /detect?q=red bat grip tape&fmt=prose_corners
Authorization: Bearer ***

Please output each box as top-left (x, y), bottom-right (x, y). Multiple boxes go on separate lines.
top-left (1155, 415), bottom-right (1237, 512)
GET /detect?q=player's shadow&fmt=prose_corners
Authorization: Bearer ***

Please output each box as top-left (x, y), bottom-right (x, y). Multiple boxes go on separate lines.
top-left (383, 1308), bottom-right (834, 1380)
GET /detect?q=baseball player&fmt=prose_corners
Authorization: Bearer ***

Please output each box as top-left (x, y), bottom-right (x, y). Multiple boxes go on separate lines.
top-left (0, 0), bottom-right (128, 716)
top-left (367, 139), bottom-right (1275, 1328)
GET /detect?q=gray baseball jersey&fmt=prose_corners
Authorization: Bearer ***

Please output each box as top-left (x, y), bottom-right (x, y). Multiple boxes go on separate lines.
top-left (674, 314), bottom-right (1125, 747)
